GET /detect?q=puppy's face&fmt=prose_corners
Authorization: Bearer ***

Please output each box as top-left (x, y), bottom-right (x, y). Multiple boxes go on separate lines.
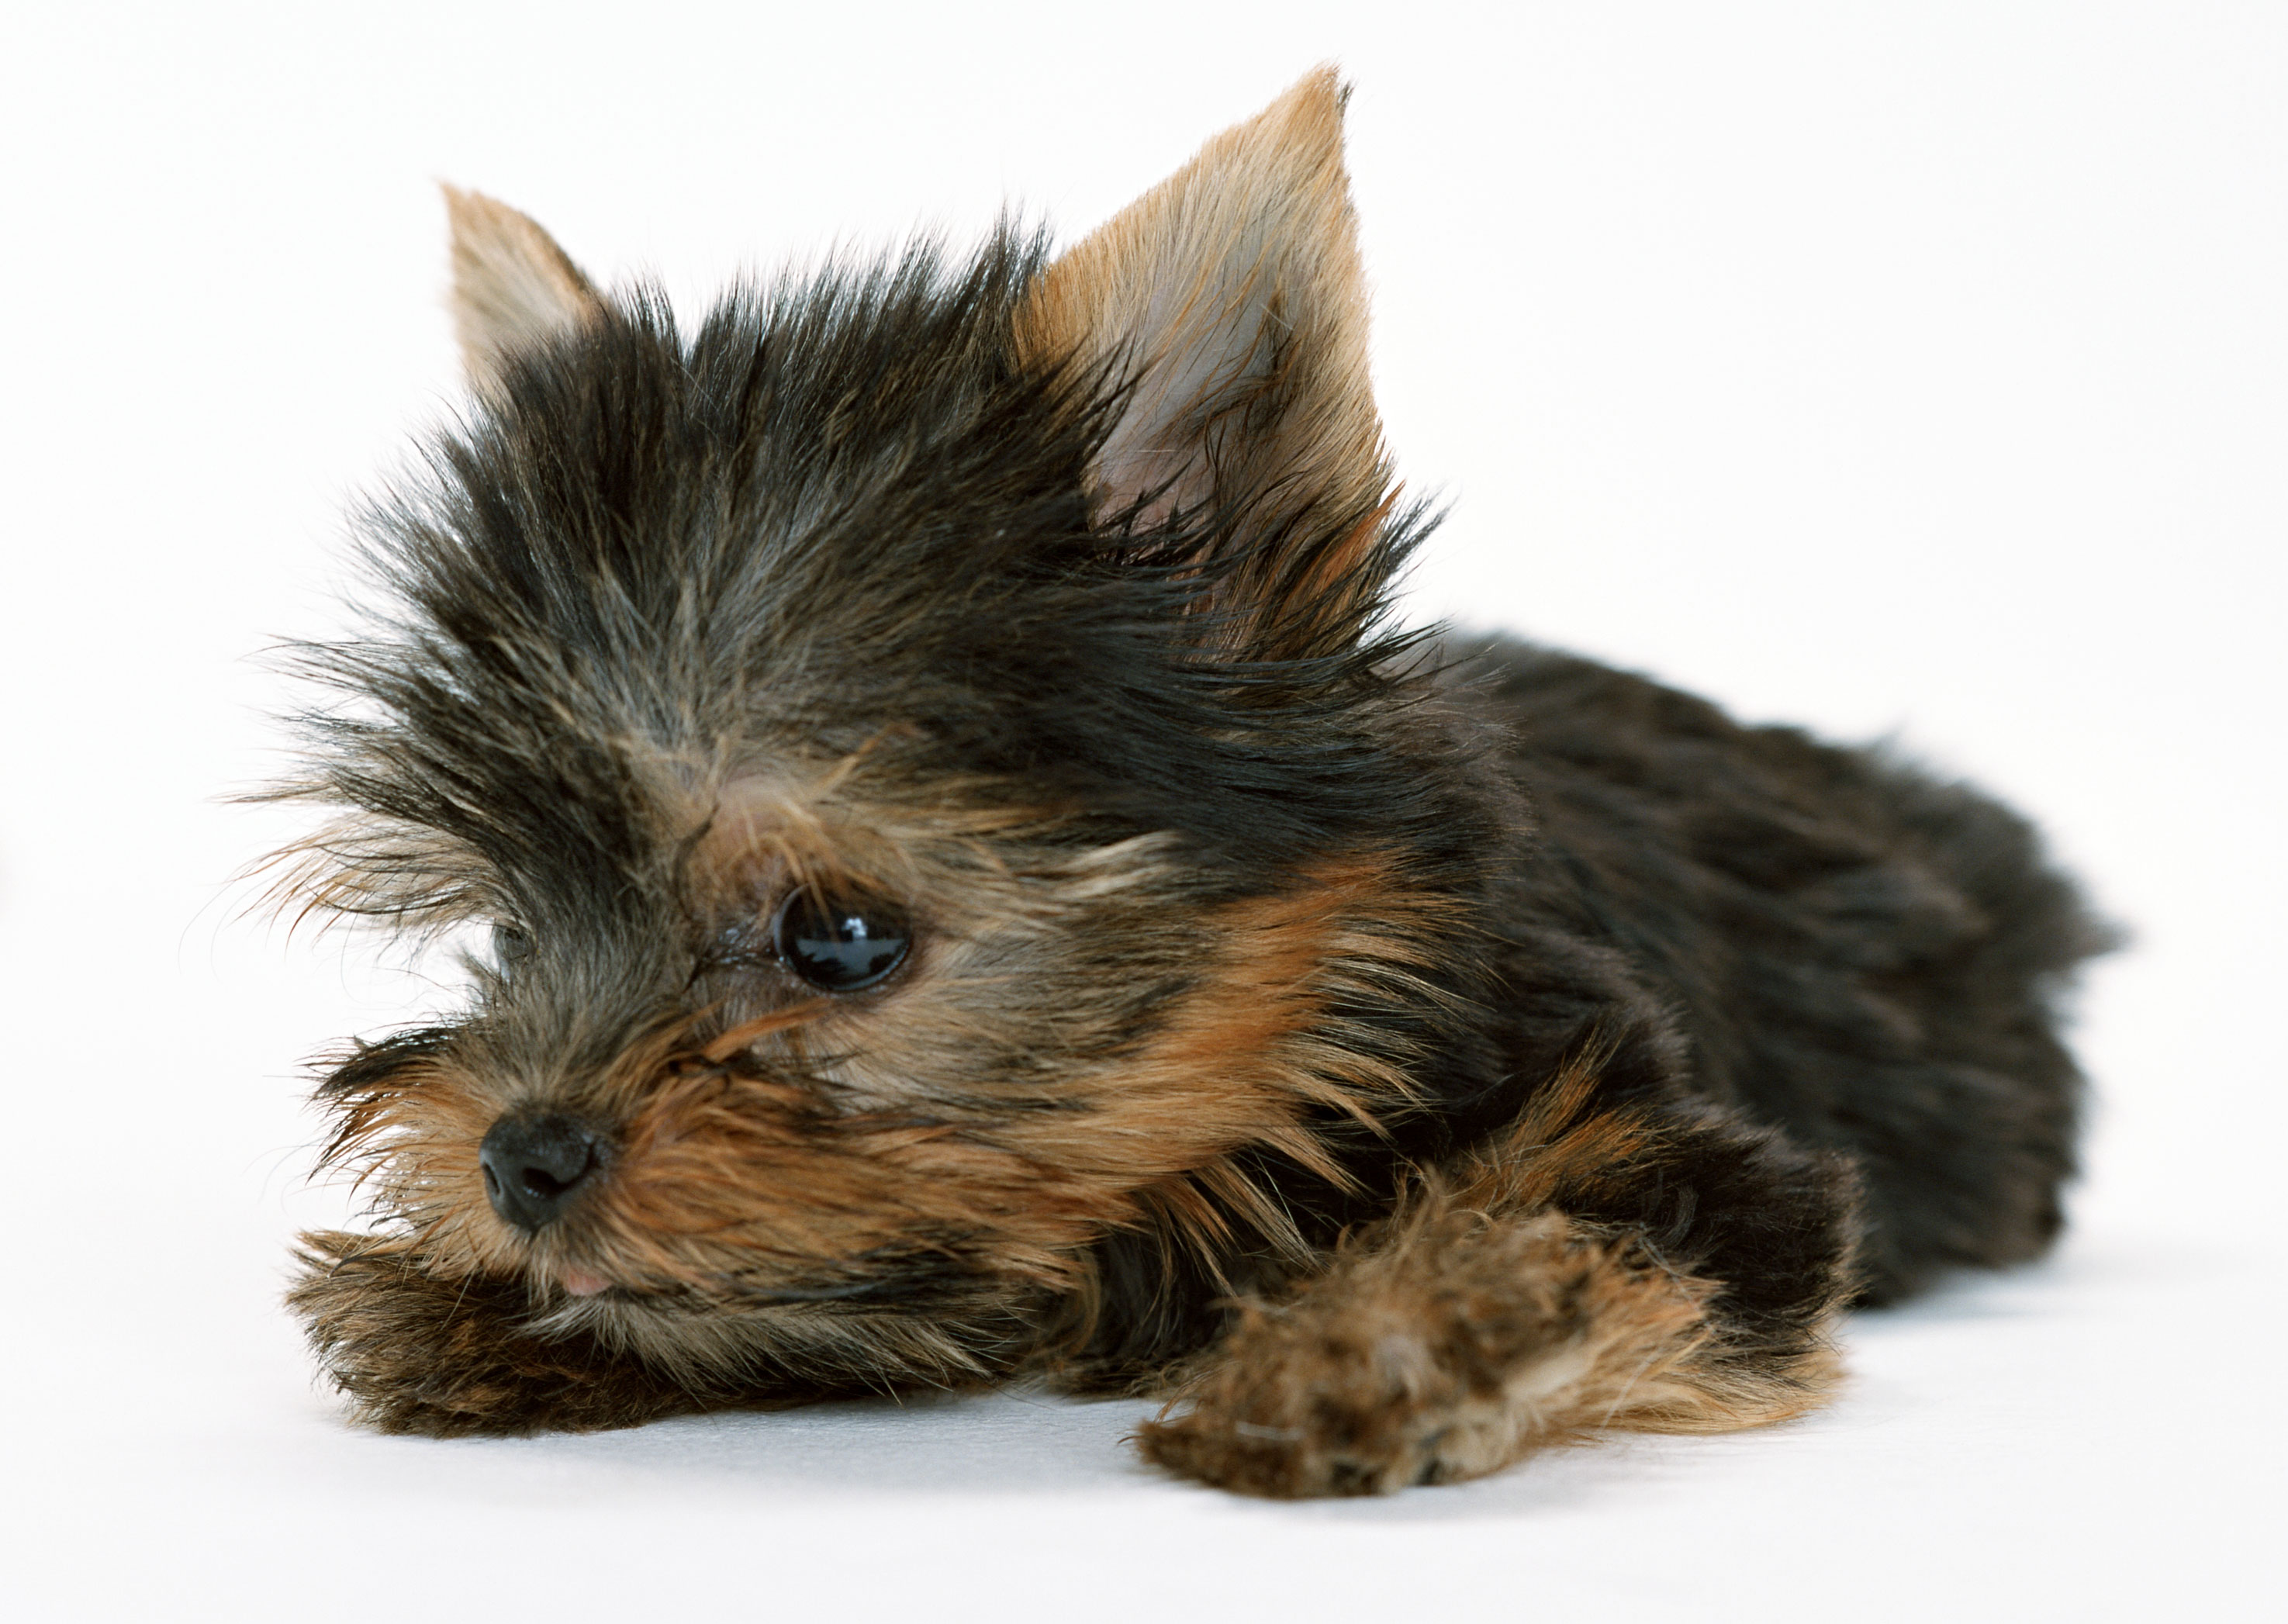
top-left (278, 71), bottom-right (1446, 1383)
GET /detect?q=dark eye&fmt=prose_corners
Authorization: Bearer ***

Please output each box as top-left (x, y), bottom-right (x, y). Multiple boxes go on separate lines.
top-left (493, 923), bottom-right (534, 964)
top-left (770, 886), bottom-right (910, 992)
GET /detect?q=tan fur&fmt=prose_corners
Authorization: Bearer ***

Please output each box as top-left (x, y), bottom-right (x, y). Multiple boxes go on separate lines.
top-left (1014, 66), bottom-right (1389, 658)
top-left (248, 817), bottom-right (496, 939)
top-left (309, 776), bottom-right (1458, 1389)
top-left (441, 185), bottom-right (604, 389)
top-left (296, 91), bottom-right (1433, 1361)
top-left (282, 74), bottom-right (1884, 1483)
top-left (1133, 1045), bottom-right (1845, 1496)
top-left (289, 1229), bottom-right (873, 1434)
top-left (1139, 1190), bottom-right (1840, 1498)
top-left (1081, 853), bottom-right (1454, 1267)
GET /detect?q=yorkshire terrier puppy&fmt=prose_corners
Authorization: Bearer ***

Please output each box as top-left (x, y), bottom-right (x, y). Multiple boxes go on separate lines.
top-left (275, 69), bottom-right (2107, 1498)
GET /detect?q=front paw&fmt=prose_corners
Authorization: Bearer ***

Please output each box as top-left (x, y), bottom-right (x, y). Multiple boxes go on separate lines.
top-left (1136, 1211), bottom-right (1709, 1497)
top-left (1135, 1301), bottom-right (1514, 1497)
top-left (289, 1231), bottom-right (694, 1437)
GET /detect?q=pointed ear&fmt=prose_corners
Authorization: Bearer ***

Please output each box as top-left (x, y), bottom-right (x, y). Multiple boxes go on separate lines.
top-left (1014, 67), bottom-right (1388, 565)
top-left (441, 185), bottom-right (605, 390)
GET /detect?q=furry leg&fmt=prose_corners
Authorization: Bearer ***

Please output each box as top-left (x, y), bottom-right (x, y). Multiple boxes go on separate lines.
top-left (289, 1230), bottom-right (707, 1436)
top-left (1139, 1060), bottom-right (1859, 1497)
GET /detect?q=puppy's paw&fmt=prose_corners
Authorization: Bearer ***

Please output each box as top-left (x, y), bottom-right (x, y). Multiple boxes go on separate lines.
top-left (288, 1231), bottom-right (693, 1437)
top-left (1136, 1210), bottom-right (1715, 1497)
top-left (1135, 1294), bottom-right (1569, 1496)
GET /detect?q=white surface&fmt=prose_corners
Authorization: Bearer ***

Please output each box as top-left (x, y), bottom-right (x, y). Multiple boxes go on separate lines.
top-left (2, 4), bottom-right (2282, 1619)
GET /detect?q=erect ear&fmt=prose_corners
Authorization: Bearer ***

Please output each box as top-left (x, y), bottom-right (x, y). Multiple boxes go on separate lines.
top-left (441, 185), bottom-right (605, 391)
top-left (1014, 67), bottom-right (1391, 634)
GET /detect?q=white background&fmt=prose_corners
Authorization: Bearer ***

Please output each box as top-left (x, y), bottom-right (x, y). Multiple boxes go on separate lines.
top-left (2, 4), bottom-right (2281, 1619)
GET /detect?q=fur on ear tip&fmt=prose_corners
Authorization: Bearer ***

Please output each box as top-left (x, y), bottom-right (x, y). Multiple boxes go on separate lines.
top-left (1253, 62), bottom-right (1353, 144)
top-left (1012, 65), bottom-right (1387, 625)
top-left (438, 183), bottom-right (603, 388)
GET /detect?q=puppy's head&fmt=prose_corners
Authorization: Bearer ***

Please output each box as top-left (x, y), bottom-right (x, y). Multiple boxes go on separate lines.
top-left (275, 70), bottom-right (1478, 1387)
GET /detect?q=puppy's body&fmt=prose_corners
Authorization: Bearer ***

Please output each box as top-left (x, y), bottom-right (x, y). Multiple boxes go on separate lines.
top-left (281, 73), bottom-right (2104, 1497)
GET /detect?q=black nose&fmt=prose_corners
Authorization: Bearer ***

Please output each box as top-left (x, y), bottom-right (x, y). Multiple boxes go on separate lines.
top-left (479, 1113), bottom-right (606, 1231)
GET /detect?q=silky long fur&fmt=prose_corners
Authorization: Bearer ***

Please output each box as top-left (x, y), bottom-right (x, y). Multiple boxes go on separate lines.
top-left (273, 68), bottom-right (2108, 1494)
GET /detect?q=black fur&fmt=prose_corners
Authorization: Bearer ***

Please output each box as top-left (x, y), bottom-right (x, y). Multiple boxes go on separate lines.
top-left (281, 174), bottom-right (2107, 1484)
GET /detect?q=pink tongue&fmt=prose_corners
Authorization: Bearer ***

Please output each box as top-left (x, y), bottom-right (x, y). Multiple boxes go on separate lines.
top-left (561, 1267), bottom-right (610, 1297)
